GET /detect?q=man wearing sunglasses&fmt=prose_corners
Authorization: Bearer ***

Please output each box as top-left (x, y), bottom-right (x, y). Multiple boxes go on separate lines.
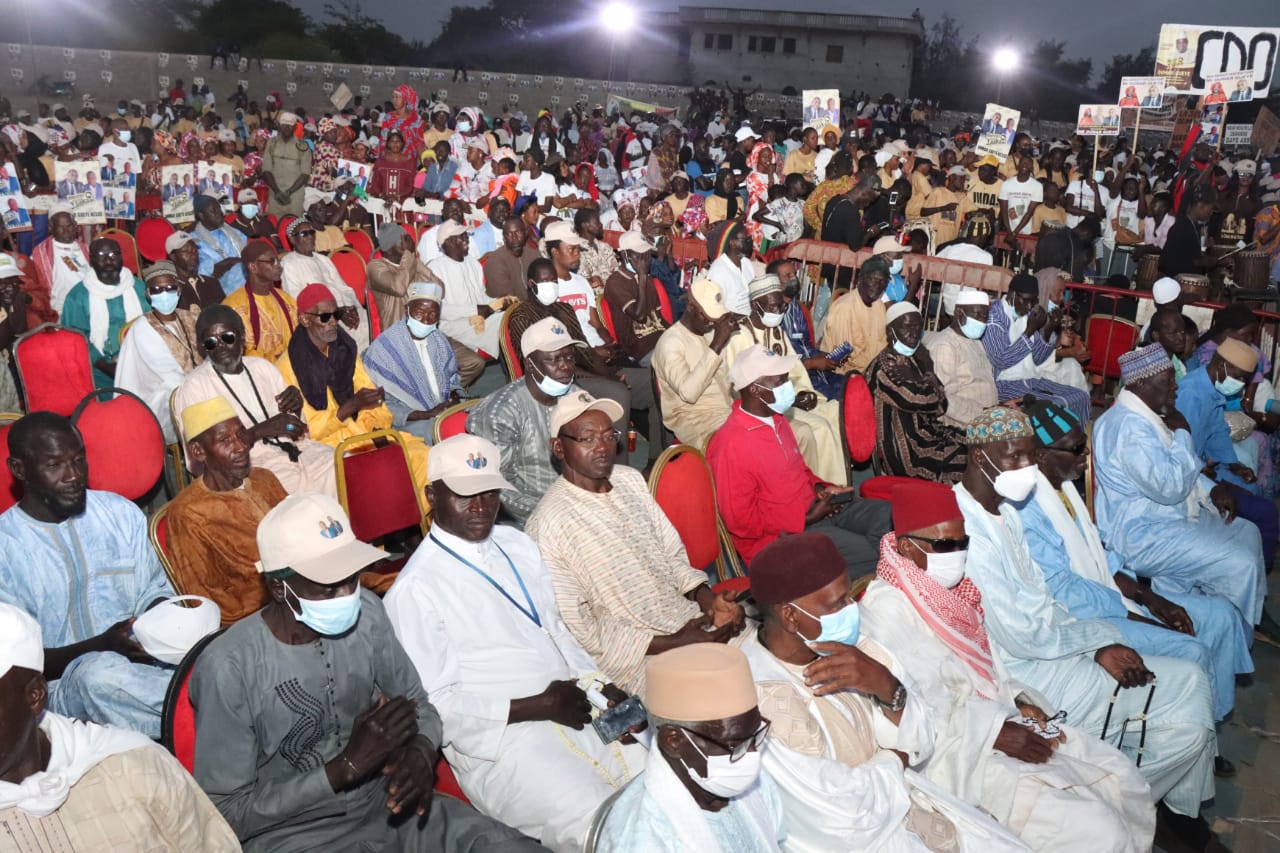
top-left (280, 217), bottom-right (368, 349)
top-left (223, 240), bottom-right (298, 361)
top-left (863, 482), bottom-right (1159, 852)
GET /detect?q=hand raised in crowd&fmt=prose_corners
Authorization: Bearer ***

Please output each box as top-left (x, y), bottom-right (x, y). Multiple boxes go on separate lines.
top-left (99, 618), bottom-right (155, 664)
top-left (275, 385), bottom-right (304, 415)
top-left (1093, 644), bottom-right (1153, 688)
top-left (1209, 483), bottom-right (1237, 522)
top-left (381, 737), bottom-right (438, 817)
top-left (804, 644), bottom-right (899, 703)
top-left (332, 694), bottom-right (419, 790)
top-left (994, 720), bottom-right (1057, 764)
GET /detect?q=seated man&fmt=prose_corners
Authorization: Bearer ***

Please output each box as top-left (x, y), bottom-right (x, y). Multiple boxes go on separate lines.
top-left (175, 304), bottom-right (337, 496)
top-left (706, 344), bottom-right (891, 572)
top-left (429, 220), bottom-right (512, 360)
top-left (860, 487), bottom-right (1157, 853)
top-left (191, 493), bottom-right (543, 853)
top-left (1095, 344), bottom-right (1267, 636)
top-left (526, 391), bottom-right (746, 693)
top-left (363, 280), bottom-right (463, 443)
top-left (484, 216), bottom-right (541, 301)
top-left (1019, 396), bottom-right (1251, 739)
top-left (722, 273), bottom-right (847, 485)
top-left (770, 257), bottom-right (843, 401)
top-left (275, 284), bottom-right (429, 489)
top-left (468, 316), bottom-right (629, 527)
top-left (0, 413), bottom-right (174, 737)
top-left (60, 237), bottom-right (148, 388)
top-left (602, 231), bottom-right (670, 366)
top-left (957, 406), bottom-right (1219, 834)
top-left (386, 434), bottom-right (647, 851)
top-left (597, 644), bottom-right (786, 852)
top-left (982, 274), bottom-right (1091, 426)
top-left (166, 230), bottom-right (225, 310)
top-left (166, 397), bottom-right (288, 625)
top-left (818, 255), bottom-right (889, 375)
top-left (925, 289), bottom-right (999, 428)
top-left (0, 602), bottom-right (241, 850)
top-left (279, 218), bottom-right (368, 349)
top-left (189, 193), bottom-right (247, 296)
top-left (866, 301), bottom-right (967, 482)
top-left (223, 240), bottom-right (297, 361)
top-left (116, 261), bottom-right (204, 444)
top-left (651, 279), bottom-right (739, 449)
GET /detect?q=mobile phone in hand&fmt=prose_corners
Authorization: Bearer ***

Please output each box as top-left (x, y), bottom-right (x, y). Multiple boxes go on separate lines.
top-left (826, 490), bottom-right (857, 507)
top-left (593, 697), bottom-right (647, 744)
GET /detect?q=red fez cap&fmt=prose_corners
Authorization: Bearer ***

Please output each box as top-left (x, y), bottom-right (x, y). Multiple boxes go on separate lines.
top-left (749, 532), bottom-right (844, 605)
top-left (296, 283), bottom-right (336, 315)
top-left (239, 239), bottom-right (275, 265)
top-left (891, 481), bottom-right (961, 536)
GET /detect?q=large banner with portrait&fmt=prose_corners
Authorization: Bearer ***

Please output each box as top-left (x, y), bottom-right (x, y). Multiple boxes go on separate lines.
top-left (0, 164), bottom-right (32, 233)
top-left (974, 103), bottom-right (1019, 161)
top-left (1154, 24), bottom-right (1280, 95)
top-left (801, 89), bottom-right (840, 132)
top-left (55, 161), bottom-right (106, 225)
top-left (161, 164), bottom-right (196, 223)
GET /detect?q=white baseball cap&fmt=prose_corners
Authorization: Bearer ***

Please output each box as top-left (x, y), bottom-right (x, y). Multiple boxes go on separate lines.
top-left (407, 280), bottom-right (443, 302)
top-left (427, 434), bottom-right (514, 496)
top-left (520, 315), bottom-right (587, 355)
top-left (435, 220), bottom-right (469, 247)
top-left (165, 231), bottom-right (196, 254)
top-left (549, 390), bottom-right (625, 436)
top-left (730, 343), bottom-right (798, 391)
top-left (130, 595), bottom-right (221, 665)
top-left (0, 255), bottom-right (21, 279)
top-left (690, 277), bottom-right (727, 320)
top-left (735, 126), bottom-right (757, 142)
top-left (618, 231), bottom-right (655, 253)
top-left (543, 220), bottom-right (582, 246)
top-left (255, 493), bottom-right (387, 583)
top-left (0, 601), bottom-right (43, 678)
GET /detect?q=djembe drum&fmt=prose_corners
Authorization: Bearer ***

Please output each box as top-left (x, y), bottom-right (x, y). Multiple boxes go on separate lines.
top-left (1135, 253), bottom-right (1160, 290)
top-left (1235, 251), bottom-right (1270, 290)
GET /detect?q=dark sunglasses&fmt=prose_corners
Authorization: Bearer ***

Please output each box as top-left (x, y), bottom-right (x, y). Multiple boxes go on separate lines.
top-left (307, 311), bottom-right (340, 323)
top-left (902, 534), bottom-right (970, 553)
top-left (202, 330), bottom-right (238, 350)
top-left (294, 229), bottom-right (316, 238)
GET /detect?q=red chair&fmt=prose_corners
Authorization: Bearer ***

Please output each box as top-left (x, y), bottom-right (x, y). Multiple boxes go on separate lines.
top-left (653, 278), bottom-right (675, 324)
top-left (1084, 314), bottom-right (1139, 383)
top-left (343, 229), bottom-right (375, 262)
top-left (160, 627), bottom-right (227, 773)
top-left (498, 311), bottom-right (524, 379)
top-left (367, 290), bottom-right (383, 339)
top-left (648, 444), bottom-right (743, 581)
top-left (602, 230), bottom-right (622, 249)
top-left (598, 297), bottom-right (618, 340)
top-left (434, 758), bottom-right (472, 804)
top-left (136, 218), bottom-right (177, 262)
top-left (330, 247), bottom-right (368, 306)
top-left (277, 215), bottom-right (297, 252)
top-left (432, 398), bottom-right (479, 444)
top-left (335, 430), bottom-right (427, 575)
top-left (100, 228), bottom-right (141, 275)
top-left (0, 415), bottom-right (22, 513)
top-left (14, 324), bottom-right (96, 416)
top-left (149, 502), bottom-right (182, 593)
top-left (840, 374), bottom-right (919, 501)
top-left (71, 388), bottom-right (165, 501)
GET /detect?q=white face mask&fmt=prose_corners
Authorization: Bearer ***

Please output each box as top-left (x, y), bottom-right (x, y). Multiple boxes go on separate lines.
top-left (925, 550), bottom-right (967, 588)
top-left (891, 168), bottom-right (903, 180)
top-left (759, 310), bottom-right (784, 328)
top-left (979, 451), bottom-right (1039, 503)
top-left (457, 120), bottom-right (473, 134)
top-left (681, 731), bottom-right (763, 798)
top-left (533, 279), bottom-right (558, 306)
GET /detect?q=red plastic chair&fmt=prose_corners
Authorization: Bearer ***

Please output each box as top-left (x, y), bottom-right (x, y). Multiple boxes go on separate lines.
top-left (14, 324), bottom-right (96, 416)
top-left (653, 278), bottom-right (675, 324)
top-left (367, 290), bottom-right (383, 340)
top-left (148, 502), bottom-right (182, 593)
top-left (160, 627), bottom-right (227, 773)
top-left (343, 229), bottom-right (375, 262)
top-left (648, 444), bottom-right (744, 581)
top-left (1084, 314), bottom-right (1139, 382)
top-left (335, 430), bottom-right (426, 575)
top-left (72, 388), bottom-right (166, 500)
top-left (432, 399), bottom-right (479, 444)
top-left (598, 297), bottom-right (618, 340)
top-left (330, 247), bottom-right (368, 306)
top-left (100, 228), bottom-right (141, 276)
top-left (136, 218), bottom-right (177, 262)
top-left (498, 311), bottom-right (524, 379)
top-left (840, 374), bottom-right (919, 501)
top-left (0, 416), bottom-right (22, 512)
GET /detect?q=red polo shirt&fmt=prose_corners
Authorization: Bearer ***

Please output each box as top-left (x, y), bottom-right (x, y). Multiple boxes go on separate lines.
top-left (706, 401), bottom-right (821, 565)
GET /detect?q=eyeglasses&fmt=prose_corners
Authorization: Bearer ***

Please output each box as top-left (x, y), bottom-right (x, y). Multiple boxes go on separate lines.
top-left (307, 311), bottom-right (340, 323)
top-left (901, 534), bottom-right (969, 553)
top-left (147, 284), bottom-right (180, 294)
top-left (202, 330), bottom-right (238, 350)
top-left (679, 719), bottom-right (772, 763)
top-left (559, 429), bottom-right (622, 447)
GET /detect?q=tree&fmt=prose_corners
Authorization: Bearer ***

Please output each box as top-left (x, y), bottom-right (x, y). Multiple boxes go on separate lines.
top-left (910, 15), bottom-right (981, 111)
top-left (318, 1), bottom-right (423, 65)
top-left (1098, 46), bottom-right (1157, 101)
top-left (189, 0), bottom-right (312, 49)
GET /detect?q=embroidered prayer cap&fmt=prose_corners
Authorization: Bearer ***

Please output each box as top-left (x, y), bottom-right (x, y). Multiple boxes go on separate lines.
top-left (1152, 277), bottom-right (1180, 305)
top-left (965, 406), bottom-right (1035, 446)
top-left (543, 220), bottom-right (582, 247)
top-left (407, 280), bottom-right (443, 303)
top-left (240, 239), bottom-right (276, 265)
top-left (165, 230), bottom-right (196, 255)
top-left (747, 274), bottom-right (782, 301)
top-left (142, 261), bottom-right (178, 283)
top-left (427, 433), bottom-right (514, 496)
top-left (955, 289), bottom-right (989, 307)
top-left (255, 492), bottom-right (386, 582)
top-left (749, 531), bottom-right (844, 605)
top-left (0, 255), bottom-right (19, 279)
top-left (1218, 338), bottom-right (1259, 373)
top-left (297, 283), bottom-right (336, 315)
top-left (885, 301), bottom-right (920, 325)
top-left (891, 481), bottom-right (962, 536)
top-left (0, 601), bottom-right (43, 678)
top-left (730, 344), bottom-right (797, 392)
top-left (377, 222), bottom-right (408, 251)
top-left (689, 277), bottom-right (728, 320)
top-left (549, 390), bottom-right (625, 436)
top-left (1118, 343), bottom-right (1172, 385)
top-left (236, 188), bottom-right (259, 204)
top-left (286, 217), bottom-right (310, 242)
top-left (521, 315), bottom-right (587, 356)
top-left (645, 644), bottom-right (757, 723)
top-left (1022, 395), bottom-right (1080, 448)
top-left (618, 231), bottom-right (655, 254)
top-left (435, 220), bottom-right (469, 247)
top-left (276, 111), bottom-right (300, 126)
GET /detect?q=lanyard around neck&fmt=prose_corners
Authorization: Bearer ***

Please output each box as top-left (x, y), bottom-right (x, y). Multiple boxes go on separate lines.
top-left (429, 533), bottom-right (541, 628)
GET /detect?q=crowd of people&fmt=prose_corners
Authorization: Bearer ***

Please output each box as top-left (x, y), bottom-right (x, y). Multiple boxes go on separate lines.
top-left (0, 75), bottom-right (1277, 853)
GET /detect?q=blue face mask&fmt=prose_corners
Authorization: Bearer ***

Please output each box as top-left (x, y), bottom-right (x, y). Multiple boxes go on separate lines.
top-left (960, 317), bottom-right (987, 339)
top-left (1046, 299), bottom-right (1058, 313)
top-left (792, 601), bottom-right (861, 653)
top-left (284, 581), bottom-right (362, 636)
top-left (406, 316), bottom-right (437, 338)
top-left (149, 290), bottom-right (180, 315)
top-left (116, 107), bottom-right (127, 116)
top-left (763, 379), bottom-right (797, 414)
top-left (890, 258), bottom-right (904, 276)
top-left (239, 203), bottom-right (260, 219)
top-left (531, 361), bottom-right (573, 397)
top-left (891, 331), bottom-right (918, 357)
top-left (1215, 375), bottom-right (1246, 398)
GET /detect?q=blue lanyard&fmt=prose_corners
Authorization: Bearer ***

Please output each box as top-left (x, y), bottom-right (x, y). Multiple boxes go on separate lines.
top-left (429, 534), bottom-right (541, 628)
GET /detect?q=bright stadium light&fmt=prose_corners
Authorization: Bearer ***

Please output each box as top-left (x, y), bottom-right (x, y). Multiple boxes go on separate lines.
top-left (602, 2), bottom-right (636, 33)
top-left (993, 48), bottom-right (1019, 73)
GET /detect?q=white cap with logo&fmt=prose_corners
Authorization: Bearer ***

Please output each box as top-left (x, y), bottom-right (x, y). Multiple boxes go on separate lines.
top-left (543, 220), bottom-right (582, 246)
top-left (729, 343), bottom-right (798, 391)
top-left (520, 315), bottom-right (587, 356)
top-left (550, 390), bottom-right (625, 436)
top-left (255, 493), bottom-right (387, 584)
top-left (428, 434), bottom-right (515, 496)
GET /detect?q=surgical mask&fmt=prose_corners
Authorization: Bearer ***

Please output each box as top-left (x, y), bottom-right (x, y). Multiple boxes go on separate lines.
top-left (792, 601), bottom-right (861, 651)
top-left (889, 258), bottom-right (903, 276)
top-left (960, 317), bottom-right (987, 339)
top-left (406, 316), bottom-right (437, 338)
top-left (891, 168), bottom-right (903, 181)
top-left (117, 130), bottom-right (132, 143)
top-left (239, 203), bottom-right (259, 219)
top-left (116, 107), bottom-right (127, 116)
top-left (979, 451), bottom-right (1039, 502)
top-left (682, 732), bottom-right (763, 798)
top-left (149, 290), bottom-right (180, 315)
top-left (891, 331), bottom-right (918, 357)
top-left (531, 361), bottom-right (573, 397)
top-left (759, 311), bottom-right (784, 328)
top-left (762, 379), bottom-right (796, 414)
top-left (457, 120), bottom-right (473, 134)
top-left (533, 279), bottom-right (558, 306)
top-left (1215, 374), bottom-right (1246, 398)
top-left (284, 581), bottom-right (362, 636)
top-left (925, 550), bottom-right (968, 588)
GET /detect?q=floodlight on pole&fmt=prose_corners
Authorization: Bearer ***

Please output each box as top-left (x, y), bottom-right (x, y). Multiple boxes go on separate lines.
top-left (602, 2), bottom-right (635, 88)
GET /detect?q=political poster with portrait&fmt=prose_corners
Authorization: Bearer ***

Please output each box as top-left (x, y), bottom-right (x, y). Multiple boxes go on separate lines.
top-left (99, 148), bottom-right (139, 222)
top-left (1154, 24), bottom-right (1280, 95)
top-left (1203, 71), bottom-right (1254, 105)
top-left (54, 161), bottom-right (106, 225)
top-left (1118, 76), bottom-right (1167, 109)
top-left (336, 159), bottom-right (371, 193)
top-left (0, 164), bottom-right (32, 233)
top-left (1223, 124), bottom-right (1254, 148)
top-left (161, 163), bottom-right (196, 222)
top-left (1199, 102), bottom-right (1226, 148)
top-left (1075, 104), bottom-right (1118, 136)
top-left (801, 89), bottom-right (840, 132)
top-left (194, 161), bottom-right (235, 201)
top-left (974, 103), bottom-right (1019, 161)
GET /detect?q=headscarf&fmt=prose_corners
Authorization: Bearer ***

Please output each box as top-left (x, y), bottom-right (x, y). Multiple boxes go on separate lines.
top-left (746, 141), bottom-right (772, 172)
top-left (154, 130), bottom-right (178, 157)
top-left (712, 166), bottom-right (741, 219)
top-left (707, 220), bottom-right (745, 262)
top-left (317, 116), bottom-right (337, 136)
top-left (393, 84), bottom-right (418, 112)
top-left (179, 132), bottom-right (201, 162)
top-left (380, 85), bottom-right (425, 153)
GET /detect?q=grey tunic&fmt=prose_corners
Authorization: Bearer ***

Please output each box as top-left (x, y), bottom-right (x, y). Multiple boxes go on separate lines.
top-left (189, 590), bottom-right (546, 853)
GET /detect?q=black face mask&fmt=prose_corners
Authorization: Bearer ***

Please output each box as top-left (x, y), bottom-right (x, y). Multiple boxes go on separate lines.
top-left (783, 284), bottom-right (800, 299)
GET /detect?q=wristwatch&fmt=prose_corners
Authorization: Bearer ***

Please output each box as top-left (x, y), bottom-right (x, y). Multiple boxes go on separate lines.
top-left (875, 682), bottom-right (907, 714)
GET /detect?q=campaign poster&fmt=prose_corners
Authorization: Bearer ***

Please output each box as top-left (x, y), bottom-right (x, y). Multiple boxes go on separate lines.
top-left (54, 161), bottom-right (106, 225)
top-left (801, 89), bottom-right (841, 132)
top-left (1155, 24), bottom-right (1280, 95)
top-left (1252, 106), bottom-right (1280, 157)
top-left (161, 164), bottom-right (196, 222)
top-left (974, 103), bottom-right (1019, 161)
top-left (1118, 76), bottom-right (1167, 108)
top-left (1199, 102), bottom-right (1226, 147)
top-left (1223, 124), bottom-right (1254, 148)
top-left (1204, 71), bottom-right (1255, 105)
top-left (1075, 104), bottom-right (1118, 137)
top-left (336, 158), bottom-right (371, 192)
top-left (0, 164), bottom-right (32, 233)
top-left (194, 160), bottom-right (235, 200)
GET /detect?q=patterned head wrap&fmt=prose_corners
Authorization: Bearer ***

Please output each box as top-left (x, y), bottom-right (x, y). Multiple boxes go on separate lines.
top-left (393, 84), bottom-right (418, 111)
top-left (965, 406), bottom-right (1035, 446)
top-left (142, 261), bottom-right (178, 283)
top-left (154, 130), bottom-right (178, 156)
top-left (179, 132), bottom-right (202, 161)
top-left (1117, 343), bottom-right (1172, 385)
top-left (317, 117), bottom-right (337, 136)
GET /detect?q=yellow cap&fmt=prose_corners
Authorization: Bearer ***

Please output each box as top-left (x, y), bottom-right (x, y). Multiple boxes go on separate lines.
top-left (181, 396), bottom-right (239, 442)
